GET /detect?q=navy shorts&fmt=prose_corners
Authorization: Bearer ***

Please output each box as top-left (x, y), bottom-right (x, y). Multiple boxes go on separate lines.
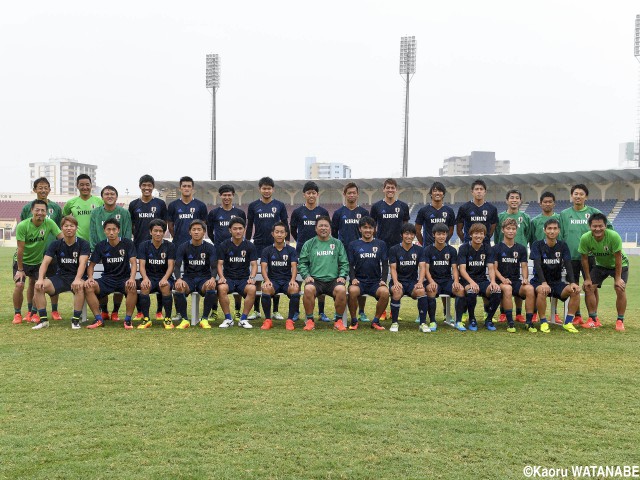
top-left (531, 280), bottom-right (568, 299)
top-left (50, 275), bottom-right (77, 295)
top-left (391, 280), bottom-right (419, 297)
top-left (499, 279), bottom-right (526, 299)
top-left (96, 276), bottom-right (129, 296)
top-left (226, 279), bottom-right (249, 296)
top-left (137, 277), bottom-right (175, 293)
top-left (463, 279), bottom-right (497, 299)
top-left (351, 280), bottom-right (384, 298)
top-left (183, 276), bottom-right (212, 294)
top-left (271, 279), bottom-right (292, 295)
top-left (434, 279), bottom-right (455, 297)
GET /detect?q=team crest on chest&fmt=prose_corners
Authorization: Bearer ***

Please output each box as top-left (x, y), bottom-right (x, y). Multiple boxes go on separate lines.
top-left (73, 251), bottom-right (78, 258)
top-left (272, 207), bottom-right (277, 213)
top-left (555, 252), bottom-right (561, 258)
top-left (282, 255), bottom-right (288, 261)
top-left (39, 229), bottom-right (45, 237)
top-left (514, 252), bottom-right (519, 258)
top-left (115, 214), bottom-right (121, 220)
top-left (91, 204), bottom-right (96, 209)
top-left (119, 249), bottom-right (125, 256)
top-left (151, 206), bottom-right (157, 213)
top-left (48, 208), bottom-right (53, 214)
top-left (604, 246), bottom-right (609, 252)
top-left (395, 207), bottom-right (400, 213)
top-left (443, 212), bottom-right (447, 218)
top-left (585, 213), bottom-right (590, 219)
top-left (330, 244), bottom-right (335, 250)
top-left (190, 208), bottom-right (195, 213)
top-left (411, 253), bottom-right (417, 260)
top-left (482, 210), bottom-right (488, 216)
top-left (444, 253), bottom-right (450, 260)
top-left (480, 254), bottom-right (486, 261)
top-left (518, 216), bottom-right (522, 223)
top-left (372, 246), bottom-right (378, 253)
top-left (161, 252), bottom-right (166, 259)
top-left (201, 252), bottom-right (206, 259)
top-left (356, 213), bottom-right (361, 219)
top-left (241, 250), bottom-right (246, 257)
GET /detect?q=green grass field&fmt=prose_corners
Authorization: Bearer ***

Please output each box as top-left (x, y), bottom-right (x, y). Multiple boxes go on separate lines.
top-left (1, 247), bottom-right (638, 479)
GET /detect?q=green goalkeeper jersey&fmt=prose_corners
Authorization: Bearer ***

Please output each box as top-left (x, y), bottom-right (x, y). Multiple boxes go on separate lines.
top-left (20, 200), bottom-right (62, 225)
top-left (559, 206), bottom-right (610, 260)
top-left (578, 229), bottom-right (628, 269)
top-left (14, 218), bottom-right (61, 265)
top-left (62, 196), bottom-right (104, 241)
top-left (529, 212), bottom-right (561, 245)
top-left (298, 236), bottom-right (349, 282)
top-left (89, 205), bottom-right (132, 249)
top-left (493, 210), bottom-right (531, 245)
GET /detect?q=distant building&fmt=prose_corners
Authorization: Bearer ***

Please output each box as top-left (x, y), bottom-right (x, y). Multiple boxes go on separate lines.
top-left (29, 158), bottom-right (98, 195)
top-left (305, 156), bottom-right (351, 180)
top-left (439, 151), bottom-right (510, 176)
top-left (618, 142), bottom-right (637, 168)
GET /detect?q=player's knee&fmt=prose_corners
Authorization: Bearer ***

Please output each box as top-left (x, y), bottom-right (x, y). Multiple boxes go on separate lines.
top-left (501, 285), bottom-right (512, 296)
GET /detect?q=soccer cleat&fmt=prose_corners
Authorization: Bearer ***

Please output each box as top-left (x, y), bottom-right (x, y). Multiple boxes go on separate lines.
top-left (163, 318), bottom-right (175, 329)
top-left (414, 315), bottom-right (421, 324)
top-left (71, 320), bottom-right (81, 330)
top-left (318, 313), bottom-right (331, 323)
top-left (87, 320), bottom-right (103, 329)
top-left (156, 312), bottom-right (164, 320)
top-left (379, 311), bottom-right (388, 320)
top-left (468, 320), bottom-right (478, 332)
top-left (199, 319), bottom-right (212, 329)
top-left (209, 311), bottom-right (218, 322)
top-left (358, 312), bottom-right (370, 323)
top-left (247, 311), bottom-right (261, 320)
top-left (32, 321), bottom-right (49, 330)
top-left (349, 322), bottom-right (359, 330)
top-left (135, 312), bottom-right (144, 320)
top-left (238, 319), bottom-right (253, 329)
top-left (485, 321), bottom-right (496, 332)
top-left (531, 313), bottom-right (538, 323)
top-left (461, 312), bottom-right (469, 322)
top-left (123, 321), bottom-right (134, 330)
top-left (506, 326), bottom-right (516, 333)
top-left (273, 312), bottom-right (284, 321)
top-left (26, 311), bottom-right (35, 322)
top-left (419, 323), bottom-right (431, 333)
top-left (539, 322), bottom-right (550, 333)
top-left (455, 322), bottom-right (467, 332)
top-left (110, 312), bottom-right (120, 322)
top-left (219, 319), bottom-right (234, 328)
top-left (554, 314), bottom-right (561, 324)
top-left (429, 321), bottom-right (437, 331)
top-left (30, 314), bottom-right (40, 324)
top-left (101, 312), bottom-right (109, 321)
top-left (51, 311), bottom-right (62, 321)
top-left (333, 322), bottom-right (347, 332)
top-left (562, 323), bottom-right (579, 334)
top-left (443, 317), bottom-right (456, 328)
top-left (303, 319), bottom-right (315, 331)
top-left (137, 318), bottom-right (152, 329)
top-left (615, 320), bottom-right (625, 331)
top-left (371, 322), bottom-right (385, 331)
top-left (176, 319), bottom-right (190, 329)
top-left (593, 317), bottom-right (603, 328)
top-left (389, 322), bottom-right (399, 333)
top-left (285, 319), bottom-right (295, 331)
top-left (261, 319), bottom-right (273, 330)
top-left (12, 313), bottom-right (23, 324)
top-left (573, 316), bottom-right (584, 326)
top-left (527, 325), bottom-right (538, 333)
top-left (497, 313), bottom-right (507, 323)
top-left (515, 314), bottom-right (526, 323)
top-left (581, 320), bottom-right (596, 329)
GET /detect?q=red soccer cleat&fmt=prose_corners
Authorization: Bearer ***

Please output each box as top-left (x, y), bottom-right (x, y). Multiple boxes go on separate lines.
top-left (497, 313), bottom-right (507, 323)
top-left (156, 312), bottom-right (164, 320)
top-left (572, 315), bottom-right (584, 326)
top-left (593, 317), bottom-right (603, 328)
top-left (531, 313), bottom-right (538, 323)
top-left (615, 320), bottom-right (625, 331)
top-left (87, 320), bottom-right (104, 329)
top-left (123, 321), bottom-right (134, 330)
top-left (303, 319), bottom-right (315, 331)
top-left (261, 319), bottom-right (273, 330)
top-left (101, 312), bottom-right (109, 321)
top-left (582, 320), bottom-right (596, 329)
top-left (349, 322), bottom-right (359, 330)
top-left (379, 311), bottom-right (387, 320)
top-left (12, 313), bottom-right (23, 324)
top-left (135, 312), bottom-right (144, 320)
top-left (285, 319), bottom-right (295, 331)
top-left (515, 314), bottom-right (526, 323)
top-left (51, 311), bottom-right (62, 321)
top-left (554, 314), bottom-right (561, 324)
top-left (333, 321), bottom-right (347, 332)
top-left (110, 312), bottom-right (120, 322)
top-left (371, 322), bottom-right (385, 331)
top-left (26, 311), bottom-right (33, 323)
top-left (30, 314), bottom-right (40, 324)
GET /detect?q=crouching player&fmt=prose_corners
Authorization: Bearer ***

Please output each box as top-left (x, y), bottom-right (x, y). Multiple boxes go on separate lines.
top-left (173, 220), bottom-right (217, 329)
top-left (32, 215), bottom-right (90, 330)
top-left (579, 213), bottom-right (629, 331)
top-left (347, 216), bottom-right (389, 331)
top-left (137, 219), bottom-right (176, 329)
top-left (217, 217), bottom-right (258, 329)
top-left (84, 219), bottom-right (138, 329)
top-left (458, 223), bottom-right (502, 331)
top-left (388, 223), bottom-right (428, 332)
top-left (530, 218), bottom-right (580, 333)
top-left (260, 221), bottom-right (300, 330)
top-left (424, 223), bottom-right (466, 332)
top-left (493, 218), bottom-right (536, 333)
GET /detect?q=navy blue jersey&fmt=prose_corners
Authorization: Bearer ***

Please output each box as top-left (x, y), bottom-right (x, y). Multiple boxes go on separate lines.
top-left (217, 239), bottom-right (258, 281)
top-left (530, 239), bottom-right (571, 284)
top-left (175, 241), bottom-right (217, 278)
top-left (347, 239), bottom-right (388, 283)
top-left (290, 205), bottom-right (330, 253)
top-left (128, 197), bottom-right (168, 246)
top-left (90, 238), bottom-right (136, 280)
top-left (45, 237), bottom-right (90, 278)
top-left (167, 198), bottom-right (208, 247)
top-left (493, 242), bottom-right (528, 282)
top-left (458, 242), bottom-right (494, 283)
top-left (206, 206), bottom-right (246, 245)
top-left (137, 239), bottom-right (176, 280)
top-left (455, 201), bottom-right (498, 244)
top-left (246, 199), bottom-right (288, 252)
top-left (369, 200), bottom-right (410, 251)
top-left (331, 205), bottom-right (370, 248)
top-left (424, 244), bottom-right (458, 283)
top-left (415, 205), bottom-right (456, 246)
top-left (261, 244), bottom-right (298, 282)
top-left (388, 244), bottom-right (425, 284)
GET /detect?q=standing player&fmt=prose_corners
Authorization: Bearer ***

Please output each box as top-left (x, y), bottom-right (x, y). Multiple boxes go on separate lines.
top-left (206, 184), bottom-right (246, 320)
top-left (424, 224), bottom-right (467, 332)
top-left (128, 174), bottom-right (168, 321)
top-left (331, 182), bottom-right (370, 322)
top-left (346, 217), bottom-right (389, 331)
top-left (167, 176), bottom-right (208, 249)
top-left (457, 224), bottom-right (502, 332)
top-left (558, 184), bottom-right (609, 325)
top-left (19, 177), bottom-right (63, 322)
top-left (84, 219), bottom-right (138, 330)
top-left (579, 213), bottom-right (628, 331)
top-left (136, 219), bottom-right (176, 330)
top-left (259, 221), bottom-right (300, 330)
top-left (290, 181), bottom-right (330, 322)
top-left (530, 218), bottom-right (581, 334)
top-left (12, 200), bottom-right (63, 324)
top-left (456, 179), bottom-right (498, 245)
top-left (246, 177), bottom-right (289, 320)
top-left (298, 216), bottom-right (349, 331)
top-left (173, 220), bottom-right (218, 329)
top-left (493, 219), bottom-right (536, 333)
top-left (216, 217), bottom-right (258, 329)
top-left (62, 174), bottom-right (104, 241)
top-left (32, 215), bottom-right (90, 330)
top-left (388, 224), bottom-right (433, 332)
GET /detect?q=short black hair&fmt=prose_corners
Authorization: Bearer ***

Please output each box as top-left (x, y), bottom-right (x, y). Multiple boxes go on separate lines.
top-left (149, 219), bottom-right (167, 232)
top-left (358, 216), bottom-right (376, 228)
top-left (571, 184), bottom-right (589, 196)
top-left (272, 221), bottom-right (289, 233)
top-left (540, 191), bottom-right (555, 202)
top-left (544, 218), bottom-right (560, 229)
top-left (179, 176), bottom-right (194, 187)
top-left (401, 223), bottom-right (416, 235)
top-left (76, 174), bottom-right (92, 185)
top-left (189, 219), bottom-right (206, 231)
top-left (303, 181), bottom-right (319, 193)
top-left (218, 184), bottom-right (235, 195)
top-left (429, 181), bottom-right (446, 195)
top-left (506, 189), bottom-right (522, 200)
top-left (33, 177), bottom-right (51, 189)
top-left (229, 216), bottom-right (246, 228)
top-left (103, 218), bottom-right (121, 230)
top-left (471, 179), bottom-right (487, 190)
top-left (31, 199), bottom-right (47, 209)
top-left (139, 174), bottom-right (155, 187)
top-left (432, 223), bottom-right (449, 234)
top-left (315, 215), bottom-right (331, 226)
top-left (259, 177), bottom-right (275, 188)
top-left (101, 185), bottom-right (118, 197)
top-left (588, 212), bottom-right (608, 226)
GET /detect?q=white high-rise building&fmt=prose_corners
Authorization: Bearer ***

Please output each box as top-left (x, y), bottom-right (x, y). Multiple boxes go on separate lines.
top-left (305, 156), bottom-right (351, 180)
top-left (29, 158), bottom-right (98, 195)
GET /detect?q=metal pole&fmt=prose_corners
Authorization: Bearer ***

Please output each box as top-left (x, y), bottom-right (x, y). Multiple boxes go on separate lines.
top-left (211, 88), bottom-right (217, 181)
top-left (402, 72), bottom-right (410, 177)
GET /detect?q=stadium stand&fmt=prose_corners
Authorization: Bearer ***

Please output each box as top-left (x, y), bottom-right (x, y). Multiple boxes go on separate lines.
top-left (612, 200), bottom-right (640, 242)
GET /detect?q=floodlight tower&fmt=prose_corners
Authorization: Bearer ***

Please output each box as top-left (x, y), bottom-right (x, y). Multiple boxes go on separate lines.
top-left (400, 36), bottom-right (416, 177)
top-left (206, 54), bottom-right (220, 180)
top-left (635, 15), bottom-right (640, 165)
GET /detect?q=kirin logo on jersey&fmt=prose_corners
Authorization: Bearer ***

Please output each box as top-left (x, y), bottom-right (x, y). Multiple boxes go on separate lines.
top-left (330, 244), bottom-right (335, 250)
top-left (190, 208), bottom-right (195, 213)
top-left (480, 254), bottom-right (486, 261)
top-left (241, 250), bottom-right (246, 257)
top-left (282, 255), bottom-right (288, 261)
top-left (395, 207), bottom-right (400, 213)
top-left (555, 252), bottom-right (561, 258)
top-left (161, 252), bottom-right (166, 259)
top-left (272, 207), bottom-right (277, 214)
top-left (482, 210), bottom-right (487, 216)
top-left (372, 246), bottom-right (378, 253)
top-left (119, 249), bottom-right (125, 256)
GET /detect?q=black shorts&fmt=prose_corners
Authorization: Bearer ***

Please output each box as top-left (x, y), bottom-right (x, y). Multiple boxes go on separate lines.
top-left (308, 279), bottom-right (344, 297)
top-left (391, 280), bottom-right (419, 297)
top-left (50, 275), bottom-right (78, 295)
top-left (531, 280), bottom-right (568, 299)
top-left (182, 276), bottom-right (212, 294)
top-left (226, 279), bottom-right (249, 296)
top-left (13, 260), bottom-right (56, 281)
top-left (96, 276), bottom-right (129, 296)
top-left (572, 257), bottom-right (594, 282)
top-left (590, 266), bottom-right (629, 287)
top-left (137, 277), bottom-right (175, 293)
top-left (350, 280), bottom-right (385, 298)
top-left (433, 279), bottom-right (455, 297)
top-left (270, 279), bottom-right (294, 295)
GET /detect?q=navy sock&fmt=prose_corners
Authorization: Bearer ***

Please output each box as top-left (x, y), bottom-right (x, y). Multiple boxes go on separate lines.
top-left (485, 293), bottom-right (501, 322)
top-left (202, 290), bottom-right (217, 318)
top-left (139, 294), bottom-right (151, 318)
top-left (505, 309), bottom-right (514, 327)
top-left (174, 293), bottom-right (188, 318)
top-left (526, 312), bottom-right (533, 326)
top-left (390, 302), bottom-right (401, 322)
top-left (73, 310), bottom-right (82, 319)
top-left (51, 303), bottom-right (58, 312)
top-left (273, 295), bottom-right (280, 313)
top-left (162, 295), bottom-right (173, 318)
top-left (288, 294), bottom-right (301, 319)
top-left (455, 297), bottom-right (466, 322)
top-left (318, 299), bottom-right (325, 315)
top-left (466, 293), bottom-right (478, 320)
top-left (423, 296), bottom-right (434, 323)
top-left (261, 294), bottom-right (272, 319)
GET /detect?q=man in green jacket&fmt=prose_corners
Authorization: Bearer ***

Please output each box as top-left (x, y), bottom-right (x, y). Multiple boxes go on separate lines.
top-left (298, 216), bottom-right (349, 331)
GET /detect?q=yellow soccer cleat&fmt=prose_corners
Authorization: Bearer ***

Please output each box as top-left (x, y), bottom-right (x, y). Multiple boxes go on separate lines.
top-left (199, 319), bottom-right (211, 329)
top-left (539, 322), bottom-right (550, 334)
top-left (137, 318), bottom-right (152, 329)
top-left (562, 323), bottom-right (579, 334)
top-left (176, 319), bottom-right (190, 330)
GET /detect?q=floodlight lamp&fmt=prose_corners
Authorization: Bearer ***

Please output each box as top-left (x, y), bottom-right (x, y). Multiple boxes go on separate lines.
top-left (206, 54), bottom-right (220, 88)
top-left (399, 36), bottom-right (416, 74)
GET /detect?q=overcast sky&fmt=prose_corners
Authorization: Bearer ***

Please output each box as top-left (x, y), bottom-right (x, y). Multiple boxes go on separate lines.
top-left (1, 1), bottom-right (639, 194)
